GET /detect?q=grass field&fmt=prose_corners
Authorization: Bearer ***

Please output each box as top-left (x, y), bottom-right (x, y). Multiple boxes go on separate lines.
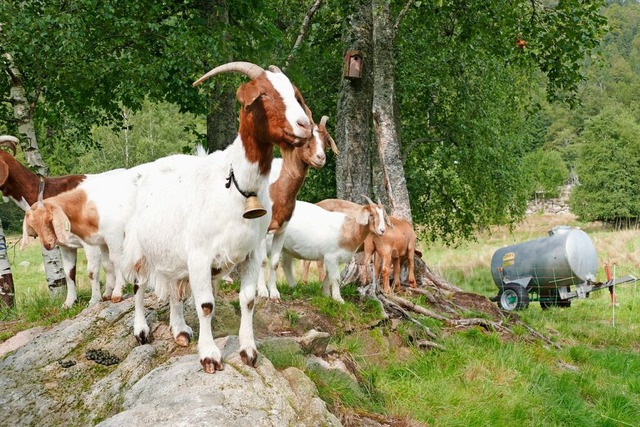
top-left (2, 213), bottom-right (640, 425)
top-left (370, 213), bottom-right (640, 426)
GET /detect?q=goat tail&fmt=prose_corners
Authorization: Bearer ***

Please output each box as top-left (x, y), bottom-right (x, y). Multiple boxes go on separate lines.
top-left (122, 220), bottom-right (148, 287)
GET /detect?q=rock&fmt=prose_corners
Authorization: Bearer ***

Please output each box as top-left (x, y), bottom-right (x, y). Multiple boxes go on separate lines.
top-left (297, 329), bottom-right (330, 356)
top-left (98, 338), bottom-right (340, 427)
top-left (0, 298), bottom-right (341, 427)
top-left (307, 355), bottom-right (358, 383)
top-left (282, 367), bottom-right (342, 427)
top-left (0, 326), bottom-right (45, 357)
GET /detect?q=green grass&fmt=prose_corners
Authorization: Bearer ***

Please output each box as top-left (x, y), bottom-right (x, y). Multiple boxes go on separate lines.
top-left (0, 235), bottom-right (93, 337)
top-left (4, 215), bottom-right (640, 426)
top-left (357, 213), bottom-right (640, 426)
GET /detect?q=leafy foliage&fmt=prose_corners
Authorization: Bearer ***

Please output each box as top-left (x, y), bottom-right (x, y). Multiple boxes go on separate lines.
top-left (570, 104), bottom-right (640, 224)
top-left (523, 149), bottom-right (569, 198)
top-left (0, 0), bottom-right (609, 243)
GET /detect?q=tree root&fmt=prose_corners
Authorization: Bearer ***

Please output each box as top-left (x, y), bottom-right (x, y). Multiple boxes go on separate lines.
top-left (344, 254), bottom-right (559, 349)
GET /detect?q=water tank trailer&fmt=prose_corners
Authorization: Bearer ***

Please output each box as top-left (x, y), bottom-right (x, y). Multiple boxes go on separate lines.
top-left (490, 226), bottom-right (636, 311)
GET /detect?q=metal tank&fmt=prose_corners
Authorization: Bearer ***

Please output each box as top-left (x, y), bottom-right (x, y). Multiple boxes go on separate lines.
top-left (491, 226), bottom-right (599, 310)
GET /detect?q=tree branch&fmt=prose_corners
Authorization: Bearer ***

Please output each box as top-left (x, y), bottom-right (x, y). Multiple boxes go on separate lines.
top-left (394, 0), bottom-right (415, 32)
top-left (284, 0), bottom-right (323, 70)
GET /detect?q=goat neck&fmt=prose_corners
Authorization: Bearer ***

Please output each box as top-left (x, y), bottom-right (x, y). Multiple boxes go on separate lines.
top-left (0, 151), bottom-right (85, 207)
top-left (268, 150), bottom-right (310, 232)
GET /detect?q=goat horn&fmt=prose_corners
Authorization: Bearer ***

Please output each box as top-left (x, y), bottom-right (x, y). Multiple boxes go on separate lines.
top-left (268, 65), bottom-right (283, 73)
top-left (0, 135), bottom-right (18, 156)
top-left (319, 116), bottom-right (329, 127)
top-left (17, 197), bottom-right (31, 212)
top-left (362, 195), bottom-right (375, 205)
top-left (193, 62), bottom-right (265, 87)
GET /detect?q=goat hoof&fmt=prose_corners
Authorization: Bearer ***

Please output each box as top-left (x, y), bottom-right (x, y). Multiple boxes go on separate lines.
top-left (102, 295), bottom-right (111, 302)
top-left (175, 332), bottom-right (191, 347)
top-left (240, 348), bottom-right (258, 367)
top-left (200, 357), bottom-right (224, 374)
top-left (111, 295), bottom-right (122, 303)
top-left (135, 330), bottom-right (151, 345)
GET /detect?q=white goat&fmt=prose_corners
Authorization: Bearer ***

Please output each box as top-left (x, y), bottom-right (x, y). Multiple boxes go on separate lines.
top-left (277, 198), bottom-right (386, 303)
top-left (122, 61), bottom-right (313, 374)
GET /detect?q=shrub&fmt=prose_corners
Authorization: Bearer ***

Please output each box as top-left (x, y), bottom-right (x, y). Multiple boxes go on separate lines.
top-left (523, 149), bottom-right (569, 199)
top-left (569, 104), bottom-right (640, 225)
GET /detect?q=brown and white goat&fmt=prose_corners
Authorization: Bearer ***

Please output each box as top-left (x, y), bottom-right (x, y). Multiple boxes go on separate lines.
top-left (0, 135), bottom-right (106, 307)
top-left (257, 116), bottom-right (338, 300)
top-left (277, 198), bottom-right (386, 303)
top-left (122, 62), bottom-right (314, 373)
top-left (23, 165), bottom-right (151, 305)
top-left (314, 198), bottom-right (421, 293)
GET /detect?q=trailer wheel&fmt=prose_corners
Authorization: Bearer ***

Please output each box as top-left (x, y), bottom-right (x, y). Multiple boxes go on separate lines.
top-left (498, 285), bottom-right (529, 311)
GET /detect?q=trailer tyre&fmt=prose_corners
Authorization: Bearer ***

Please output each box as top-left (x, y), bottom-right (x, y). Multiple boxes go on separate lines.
top-left (498, 285), bottom-right (529, 311)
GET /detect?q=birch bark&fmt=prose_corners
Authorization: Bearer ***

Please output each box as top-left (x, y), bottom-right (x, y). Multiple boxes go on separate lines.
top-left (3, 53), bottom-right (67, 294)
top-left (0, 220), bottom-right (15, 308)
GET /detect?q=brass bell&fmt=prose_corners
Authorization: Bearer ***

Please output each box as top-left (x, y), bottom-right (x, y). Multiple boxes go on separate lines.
top-left (243, 195), bottom-right (267, 219)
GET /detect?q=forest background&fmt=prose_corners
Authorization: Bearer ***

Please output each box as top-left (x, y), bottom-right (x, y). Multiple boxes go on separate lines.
top-left (1, 0), bottom-right (639, 240)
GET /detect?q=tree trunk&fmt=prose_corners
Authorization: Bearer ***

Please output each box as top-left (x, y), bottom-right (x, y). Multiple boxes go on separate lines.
top-left (0, 219), bottom-right (15, 308)
top-left (3, 53), bottom-right (67, 294)
top-left (371, 0), bottom-right (412, 223)
top-left (203, 0), bottom-right (237, 153)
top-left (206, 83), bottom-right (237, 152)
top-left (335, 0), bottom-right (374, 203)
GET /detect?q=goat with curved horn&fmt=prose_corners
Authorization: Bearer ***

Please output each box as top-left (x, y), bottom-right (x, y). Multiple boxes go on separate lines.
top-left (193, 61), bottom-right (265, 87)
top-left (0, 135), bottom-right (18, 156)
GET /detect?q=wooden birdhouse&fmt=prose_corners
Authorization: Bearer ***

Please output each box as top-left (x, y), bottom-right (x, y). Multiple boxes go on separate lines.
top-left (343, 50), bottom-right (363, 80)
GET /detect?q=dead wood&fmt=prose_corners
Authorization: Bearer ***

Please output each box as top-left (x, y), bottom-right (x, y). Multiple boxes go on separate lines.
top-left (341, 251), bottom-right (560, 349)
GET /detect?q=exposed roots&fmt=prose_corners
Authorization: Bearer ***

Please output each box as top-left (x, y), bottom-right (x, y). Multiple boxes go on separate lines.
top-left (342, 253), bottom-right (560, 349)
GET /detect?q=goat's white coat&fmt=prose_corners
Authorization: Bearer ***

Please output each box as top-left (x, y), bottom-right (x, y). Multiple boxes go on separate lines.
top-left (256, 123), bottom-right (331, 300)
top-left (275, 200), bottom-right (385, 303)
top-left (122, 68), bottom-right (312, 371)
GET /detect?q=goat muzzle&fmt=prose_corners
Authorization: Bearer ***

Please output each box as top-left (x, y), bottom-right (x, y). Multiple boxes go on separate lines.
top-left (243, 196), bottom-right (267, 219)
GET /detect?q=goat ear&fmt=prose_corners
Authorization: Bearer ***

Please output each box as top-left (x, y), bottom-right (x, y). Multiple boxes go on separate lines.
top-left (20, 216), bottom-right (35, 250)
top-left (236, 81), bottom-right (263, 111)
top-left (51, 205), bottom-right (73, 245)
top-left (355, 209), bottom-right (370, 226)
top-left (0, 161), bottom-right (9, 187)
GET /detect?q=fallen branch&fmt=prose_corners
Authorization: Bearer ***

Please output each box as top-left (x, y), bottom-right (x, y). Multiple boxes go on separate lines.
top-left (514, 319), bottom-right (562, 350)
top-left (448, 317), bottom-right (513, 335)
top-left (416, 339), bottom-right (446, 351)
top-left (378, 293), bottom-right (438, 340)
top-left (387, 294), bottom-right (449, 322)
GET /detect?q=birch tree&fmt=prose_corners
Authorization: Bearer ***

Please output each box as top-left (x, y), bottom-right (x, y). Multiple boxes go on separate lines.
top-left (371, 0), bottom-right (413, 222)
top-left (0, 218), bottom-right (14, 308)
top-left (1, 29), bottom-right (67, 294)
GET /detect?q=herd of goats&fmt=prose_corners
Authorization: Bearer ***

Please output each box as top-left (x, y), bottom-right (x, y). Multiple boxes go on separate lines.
top-left (0, 61), bottom-right (421, 374)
